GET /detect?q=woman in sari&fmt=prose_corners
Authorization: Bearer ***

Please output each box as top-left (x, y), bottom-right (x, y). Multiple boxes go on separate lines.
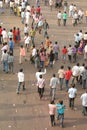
top-left (78, 39), bottom-right (85, 55)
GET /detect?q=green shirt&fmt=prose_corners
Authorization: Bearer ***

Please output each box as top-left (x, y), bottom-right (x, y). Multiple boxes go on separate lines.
top-left (63, 13), bottom-right (67, 20)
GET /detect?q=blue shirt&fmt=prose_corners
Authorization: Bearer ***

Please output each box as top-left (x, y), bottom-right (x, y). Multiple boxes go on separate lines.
top-left (56, 104), bottom-right (65, 114)
top-left (9, 40), bottom-right (14, 49)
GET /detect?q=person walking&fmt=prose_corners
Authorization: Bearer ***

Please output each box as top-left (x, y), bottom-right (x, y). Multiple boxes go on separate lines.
top-left (65, 66), bottom-right (72, 91)
top-left (8, 38), bottom-right (14, 55)
top-left (8, 52), bottom-right (14, 74)
top-left (49, 50), bottom-right (55, 67)
top-left (49, 0), bottom-right (54, 11)
top-left (16, 68), bottom-right (26, 94)
top-left (37, 75), bottom-right (45, 99)
top-left (62, 46), bottom-right (67, 63)
top-left (56, 100), bottom-right (66, 128)
top-left (29, 26), bottom-right (36, 46)
top-left (19, 45), bottom-right (26, 64)
top-left (1, 49), bottom-right (9, 73)
top-left (50, 74), bottom-right (58, 101)
top-left (53, 41), bottom-right (60, 60)
top-left (72, 63), bottom-right (80, 84)
top-left (68, 84), bottom-right (77, 110)
top-left (58, 65), bottom-right (65, 90)
top-left (35, 68), bottom-right (46, 82)
top-left (80, 91), bottom-right (87, 116)
top-left (48, 100), bottom-right (56, 127)
top-left (82, 66), bottom-right (87, 89)
top-left (67, 44), bottom-right (73, 63)
top-left (57, 10), bottom-right (62, 26)
top-left (62, 11), bottom-right (68, 26)
top-left (43, 19), bottom-right (49, 38)
top-left (84, 44), bottom-right (87, 61)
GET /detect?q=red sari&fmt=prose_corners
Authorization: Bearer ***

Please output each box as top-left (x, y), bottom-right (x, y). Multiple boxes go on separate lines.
top-left (13, 28), bottom-right (17, 44)
top-left (16, 28), bottom-right (21, 44)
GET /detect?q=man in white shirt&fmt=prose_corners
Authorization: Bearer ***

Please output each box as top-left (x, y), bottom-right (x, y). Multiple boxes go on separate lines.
top-left (69, 3), bottom-right (74, 17)
top-left (79, 63), bottom-right (85, 84)
top-left (84, 44), bottom-right (87, 61)
top-left (36, 68), bottom-right (46, 81)
top-left (68, 84), bottom-right (77, 109)
top-left (2, 28), bottom-right (8, 43)
top-left (25, 10), bottom-right (31, 25)
top-left (24, 33), bottom-right (31, 52)
top-left (72, 63), bottom-right (80, 84)
top-left (24, 24), bottom-right (29, 35)
top-left (37, 75), bottom-right (45, 99)
top-left (57, 65), bottom-right (65, 90)
top-left (57, 10), bottom-right (62, 26)
top-left (50, 74), bottom-right (58, 101)
top-left (17, 68), bottom-right (25, 94)
top-left (73, 11), bottom-right (78, 26)
top-left (78, 30), bottom-right (83, 41)
top-left (8, 29), bottom-right (13, 40)
top-left (80, 91), bottom-right (87, 116)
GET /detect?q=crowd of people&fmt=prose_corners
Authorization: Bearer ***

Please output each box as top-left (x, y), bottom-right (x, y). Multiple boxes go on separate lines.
top-left (0, 0), bottom-right (87, 128)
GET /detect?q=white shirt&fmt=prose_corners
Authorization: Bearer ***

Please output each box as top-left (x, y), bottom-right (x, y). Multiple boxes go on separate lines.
top-left (79, 66), bottom-right (85, 75)
top-left (18, 72), bottom-right (24, 82)
top-left (37, 78), bottom-right (45, 88)
top-left (35, 69), bottom-right (46, 81)
top-left (32, 48), bottom-right (37, 56)
top-left (26, 5), bottom-right (31, 11)
top-left (24, 36), bottom-right (31, 44)
top-left (78, 32), bottom-right (83, 40)
top-left (57, 12), bottom-right (62, 19)
top-left (2, 30), bottom-right (8, 38)
top-left (50, 77), bottom-right (58, 88)
top-left (8, 31), bottom-right (13, 39)
top-left (72, 65), bottom-right (80, 76)
top-left (1, 45), bottom-right (8, 54)
top-left (73, 13), bottom-right (78, 19)
top-left (68, 87), bottom-right (77, 98)
top-left (84, 44), bottom-right (87, 53)
top-left (78, 10), bottom-right (84, 17)
top-left (69, 5), bottom-right (74, 11)
top-left (25, 11), bottom-right (31, 19)
top-left (49, 0), bottom-right (53, 6)
top-left (80, 93), bottom-right (87, 106)
top-left (67, 47), bottom-right (72, 55)
top-left (24, 26), bottom-right (29, 34)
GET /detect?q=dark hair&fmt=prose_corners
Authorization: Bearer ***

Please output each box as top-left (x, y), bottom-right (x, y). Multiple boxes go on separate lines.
top-left (77, 63), bottom-right (80, 66)
top-left (39, 75), bottom-right (42, 78)
top-left (59, 100), bottom-right (63, 105)
top-left (71, 83), bottom-right (75, 88)
top-left (53, 74), bottom-right (56, 77)
top-left (38, 69), bottom-right (41, 72)
top-left (50, 100), bottom-right (54, 104)
top-left (82, 63), bottom-right (85, 66)
top-left (20, 68), bottom-right (23, 72)
top-left (61, 65), bottom-right (64, 69)
top-left (55, 41), bottom-right (57, 44)
top-left (21, 45), bottom-right (23, 48)
top-left (68, 66), bottom-right (71, 70)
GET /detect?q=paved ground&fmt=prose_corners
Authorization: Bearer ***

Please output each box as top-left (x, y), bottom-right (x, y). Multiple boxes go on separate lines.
top-left (0, 0), bottom-right (87, 130)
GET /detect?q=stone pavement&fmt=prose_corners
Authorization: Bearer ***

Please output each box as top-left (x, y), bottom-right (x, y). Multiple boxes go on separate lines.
top-left (0, 0), bottom-right (87, 130)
